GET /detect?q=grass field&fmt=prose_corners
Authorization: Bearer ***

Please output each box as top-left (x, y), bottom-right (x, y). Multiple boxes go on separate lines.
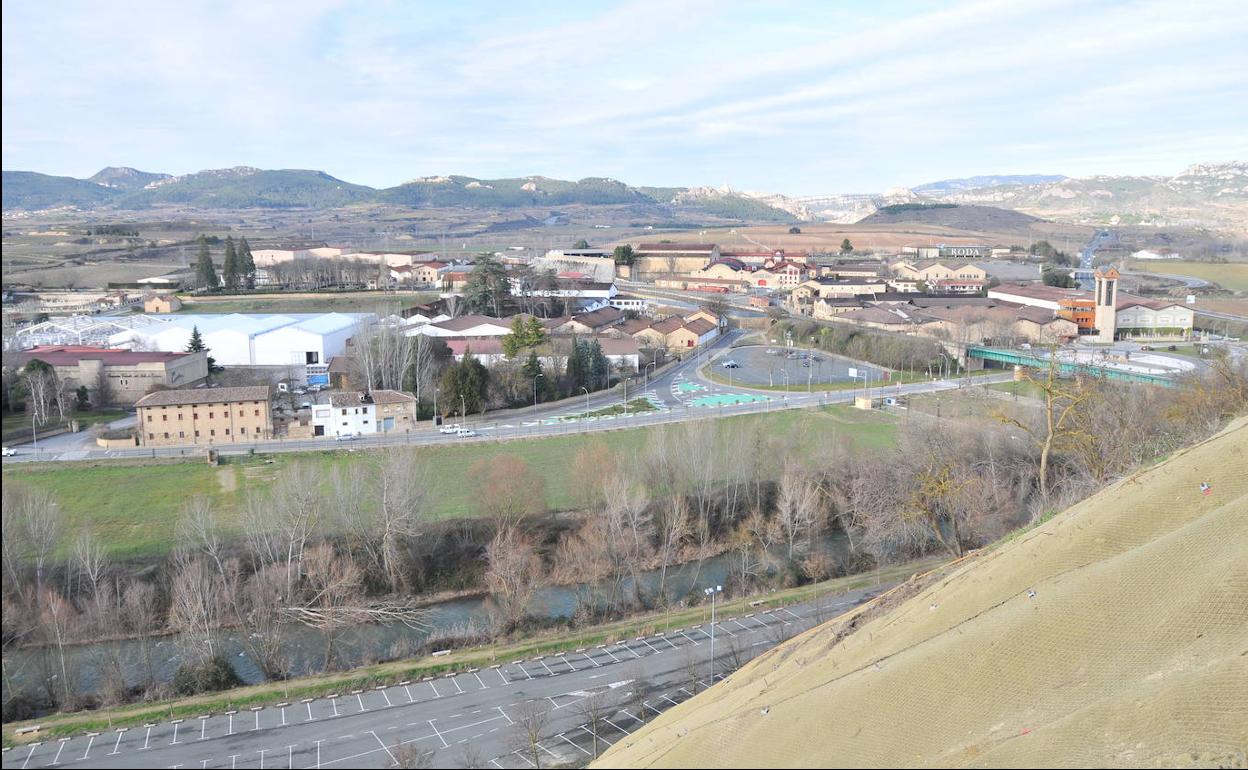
top-left (3, 405), bottom-right (899, 560)
top-left (1129, 259), bottom-right (1248, 292)
top-left (984, 379), bottom-right (1047, 400)
top-left (1, 409), bottom-right (126, 434)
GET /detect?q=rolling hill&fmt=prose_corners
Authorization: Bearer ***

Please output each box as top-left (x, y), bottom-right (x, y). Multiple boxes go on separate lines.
top-left (597, 418), bottom-right (1248, 768)
top-left (857, 202), bottom-right (1045, 234)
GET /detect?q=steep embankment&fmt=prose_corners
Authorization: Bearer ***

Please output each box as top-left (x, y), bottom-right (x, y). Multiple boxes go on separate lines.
top-left (599, 419), bottom-right (1248, 768)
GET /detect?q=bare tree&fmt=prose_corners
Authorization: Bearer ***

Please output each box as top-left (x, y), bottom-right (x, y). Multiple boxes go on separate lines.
top-left (168, 557), bottom-right (224, 668)
top-left (36, 588), bottom-right (77, 707)
top-left (388, 741), bottom-right (436, 768)
top-left (299, 543), bottom-right (364, 671)
top-left (472, 455), bottom-right (546, 533)
top-left (774, 462), bottom-right (820, 562)
top-left (997, 356), bottom-right (1095, 500)
top-left (576, 692), bottom-right (614, 759)
top-left (484, 526), bottom-right (544, 634)
top-left (333, 451), bottom-right (430, 593)
top-left (176, 496), bottom-right (227, 577)
top-left (71, 530), bottom-right (107, 601)
top-left (121, 578), bottom-right (161, 692)
top-left (21, 487), bottom-right (61, 597)
top-left (654, 494), bottom-right (690, 602)
top-left (244, 462), bottom-right (323, 594)
top-left (509, 701), bottom-right (552, 769)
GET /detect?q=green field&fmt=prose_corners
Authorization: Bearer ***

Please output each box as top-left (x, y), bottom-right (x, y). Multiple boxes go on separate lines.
top-left (1, 409), bottom-right (126, 434)
top-left (3, 406), bottom-right (899, 560)
top-left (984, 379), bottom-right (1047, 400)
top-left (1129, 260), bottom-right (1248, 292)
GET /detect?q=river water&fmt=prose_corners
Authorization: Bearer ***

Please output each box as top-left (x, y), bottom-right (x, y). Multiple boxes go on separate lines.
top-left (4, 534), bottom-right (850, 699)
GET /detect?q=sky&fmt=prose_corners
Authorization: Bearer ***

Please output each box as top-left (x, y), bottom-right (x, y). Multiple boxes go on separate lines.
top-left (3, 0), bottom-right (1247, 195)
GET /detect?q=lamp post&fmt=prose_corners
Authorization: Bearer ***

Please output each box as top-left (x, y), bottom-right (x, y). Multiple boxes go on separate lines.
top-left (644, 361), bottom-right (656, 393)
top-left (704, 585), bottom-right (722, 688)
top-left (581, 386), bottom-right (590, 421)
top-left (532, 372), bottom-right (544, 414)
top-left (433, 387), bottom-right (440, 426)
top-left (460, 394), bottom-right (466, 426)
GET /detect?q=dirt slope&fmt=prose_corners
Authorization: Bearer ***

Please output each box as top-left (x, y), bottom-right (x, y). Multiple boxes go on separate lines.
top-left (598, 419), bottom-right (1248, 768)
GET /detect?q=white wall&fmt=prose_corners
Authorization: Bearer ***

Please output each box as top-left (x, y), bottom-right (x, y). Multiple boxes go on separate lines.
top-left (312, 402), bottom-right (376, 437)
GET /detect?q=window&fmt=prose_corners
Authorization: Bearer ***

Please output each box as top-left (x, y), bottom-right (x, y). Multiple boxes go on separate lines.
top-left (179, 431), bottom-right (185, 438)
top-left (254, 409), bottom-right (260, 416)
top-left (162, 414), bottom-right (167, 422)
top-left (193, 412), bottom-right (199, 419)
top-left (163, 432), bottom-right (169, 439)
top-left (178, 413), bottom-right (183, 421)
top-left (147, 432), bottom-right (154, 439)
top-left (240, 427), bottom-right (246, 434)
top-left (341, 408), bottom-right (347, 415)
top-left (224, 428), bottom-right (230, 435)
top-left (238, 410), bottom-right (243, 417)
top-left (195, 430), bottom-right (200, 437)
top-left (208, 412), bottom-right (214, 419)
top-left (210, 429), bottom-right (215, 436)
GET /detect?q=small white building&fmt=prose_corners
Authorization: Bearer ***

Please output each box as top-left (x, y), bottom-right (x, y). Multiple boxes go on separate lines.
top-left (312, 391), bottom-right (376, 438)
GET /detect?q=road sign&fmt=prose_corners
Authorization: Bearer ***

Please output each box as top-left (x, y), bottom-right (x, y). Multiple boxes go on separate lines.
top-left (1186, 294), bottom-right (1196, 305)
top-left (848, 367), bottom-right (858, 378)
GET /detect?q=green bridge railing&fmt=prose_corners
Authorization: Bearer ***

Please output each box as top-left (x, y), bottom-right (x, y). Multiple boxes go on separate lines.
top-left (965, 347), bottom-right (1177, 387)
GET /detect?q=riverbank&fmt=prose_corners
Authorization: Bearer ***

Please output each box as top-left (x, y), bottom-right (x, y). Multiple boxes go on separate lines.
top-left (1, 557), bottom-right (945, 744)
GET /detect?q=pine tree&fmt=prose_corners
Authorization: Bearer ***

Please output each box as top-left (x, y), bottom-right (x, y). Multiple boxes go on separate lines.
top-left (195, 235), bottom-right (219, 290)
top-left (186, 325), bottom-right (206, 353)
top-left (840, 238), bottom-right (854, 254)
top-left (237, 237), bottom-right (256, 289)
top-left (501, 316), bottom-right (527, 358)
top-left (222, 236), bottom-right (240, 292)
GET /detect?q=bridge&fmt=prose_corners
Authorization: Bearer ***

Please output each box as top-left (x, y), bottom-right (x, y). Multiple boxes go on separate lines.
top-left (965, 346), bottom-right (1177, 386)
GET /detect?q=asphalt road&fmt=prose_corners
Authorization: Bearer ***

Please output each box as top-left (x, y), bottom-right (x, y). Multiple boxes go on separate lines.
top-left (1, 583), bottom-right (894, 769)
top-left (4, 332), bottom-right (1002, 465)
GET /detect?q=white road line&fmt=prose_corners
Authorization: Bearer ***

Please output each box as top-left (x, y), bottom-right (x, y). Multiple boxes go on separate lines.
top-left (558, 654), bottom-right (578, 671)
top-left (559, 733), bottom-right (592, 756)
top-left (512, 749), bottom-right (536, 767)
top-left (620, 642), bottom-right (643, 658)
top-left (602, 646), bottom-right (621, 662)
top-left (142, 725), bottom-right (153, 749)
top-left (356, 692), bottom-right (367, 711)
top-left (582, 652), bottom-right (601, 667)
top-left (539, 659), bottom-right (556, 675)
top-left (50, 738), bottom-right (67, 766)
top-left (258, 747), bottom-right (267, 769)
top-left (496, 668), bottom-right (511, 685)
top-left (620, 709), bottom-right (645, 724)
top-left (427, 719), bottom-right (449, 749)
top-left (171, 719), bottom-right (181, 744)
top-left (473, 671), bottom-right (489, 689)
top-left (450, 676), bottom-right (464, 694)
top-left (605, 717), bottom-right (632, 735)
top-left (200, 716), bottom-right (209, 740)
top-left (639, 638), bottom-right (662, 653)
top-left (498, 706), bottom-right (514, 725)
top-left (109, 729), bottom-right (127, 755)
top-left (404, 684), bottom-right (415, 703)
top-left (380, 688), bottom-right (393, 706)
top-left (659, 635), bottom-right (680, 650)
top-left (780, 607), bottom-right (804, 622)
top-left (369, 730), bottom-right (397, 766)
top-left (679, 630), bottom-right (701, 645)
top-left (429, 680), bottom-right (441, 698)
top-left (20, 742), bottom-right (39, 769)
top-left (314, 739), bottom-right (324, 769)
top-left (581, 725), bottom-right (617, 746)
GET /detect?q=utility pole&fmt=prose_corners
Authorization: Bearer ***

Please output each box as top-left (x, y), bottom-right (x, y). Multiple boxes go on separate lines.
top-left (704, 585), bottom-right (722, 689)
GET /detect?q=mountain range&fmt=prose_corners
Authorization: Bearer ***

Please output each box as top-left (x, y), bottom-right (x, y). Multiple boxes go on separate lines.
top-left (3, 162), bottom-right (1244, 229)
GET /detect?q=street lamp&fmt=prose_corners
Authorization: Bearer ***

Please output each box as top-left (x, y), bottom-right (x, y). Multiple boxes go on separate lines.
top-left (532, 372), bottom-right (543, 414)
top-left (433, 387), bottom-right (440, 425)
top-left (644, 361), bottom-right (657, 393)
top-left (460, 394), bottom-right (467, 425)
top-left (704, 585), bottom-right (722, 688)
top-left (581, 386), bottom-right (590, 421)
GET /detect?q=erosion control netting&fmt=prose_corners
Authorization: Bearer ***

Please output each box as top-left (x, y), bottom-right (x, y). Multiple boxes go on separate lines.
top-left (599, 419), bottom-right (1248, 768)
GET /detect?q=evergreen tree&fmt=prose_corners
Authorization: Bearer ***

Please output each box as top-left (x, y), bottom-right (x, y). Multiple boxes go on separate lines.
top-left (840, 238), bottom-right (854, 254)
top-left (501, 316), bottom-right (528, 358)
top-left (573, 239), bottom-right (590, 249)
top-left (565, 338), bottom-right (587, 392)
top-left (612, 245), bottom-right (635, 266)
top-left (237, 237), bottom-right (256, 289)
top-left (523, 316), bottom-right (547, 347)
top-left (588, 339), bottom-right (609, 390)
top-left (463, 255), bottom-right (510, 315)
top-left (222, 236), bottom-right (240, 292)
top-left (195, 235), bottom-right (219, 290)
top-left (440, 349), bottom-right (491, 417)
top-left (185, 325), bottom-right (221, 373)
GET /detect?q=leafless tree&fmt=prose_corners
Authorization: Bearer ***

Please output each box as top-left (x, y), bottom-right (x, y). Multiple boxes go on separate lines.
top-left (91, 365), bottom-right (114, 409)
top-left (230, 563), bottom-right (290, 680)
top-left (168, 557), bottom-right (225, 668)
top-left (299, 543), bottom-right (363, 670)
top-left (600, 470), bottom-right (652, 606)
top-left (654, 494), bottom-right (690, 602)
top-left (71, 530), bottom-right (107, 601)
top-left (576, 692), bottom-right (614, 759)
top-left (333, 451), bottom-right (430, 593)
top-left (456, 744), bottom-right (488, 769)
top-left (36, 588), bottom-right (78, 707)
top-left (121, 578), bottom-right (161, 692)
top-left (244, 462), bottom-right (323, 594)
top-left (176, 496), bottom-right (227, 578)
top-left (774, 462), bottom-right (820, 562)
top-left (388, 741), bottom-right (436, 768)
top-left (509, 701), bottom-right (552, 769)
top-left (484, 525), bottom-right (544, 634)
top-left (472, 455), bottom-right (546, 533)
top-left (21, 486), bottom-right (61, 597)
top-left (997, 356), bottom-right (1095, 501)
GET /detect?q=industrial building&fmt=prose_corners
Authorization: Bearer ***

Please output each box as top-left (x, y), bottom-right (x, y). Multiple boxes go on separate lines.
top-left (106, 313), bottom-right (375, 367)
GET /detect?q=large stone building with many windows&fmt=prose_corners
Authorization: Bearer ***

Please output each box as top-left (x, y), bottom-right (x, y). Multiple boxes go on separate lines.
top-left (135, 385), bottom-right (271, 446)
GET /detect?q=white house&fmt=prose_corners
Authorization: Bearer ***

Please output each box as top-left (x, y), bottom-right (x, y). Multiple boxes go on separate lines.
top-left (409, 315), bottom-right (515, 338)
top-left (312, 391), bottom-right (376, 438)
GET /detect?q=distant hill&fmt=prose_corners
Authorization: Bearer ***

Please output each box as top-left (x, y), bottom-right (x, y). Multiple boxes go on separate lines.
top-left (1, 170), bottom-right (121, 210)
top-left (87, 166), bottom-right (172, 190)
top-left (857, 202), bottom-right (1043, 232)
top-left (1, 168), bottom-right (794, 221)
top-left (599, 418), bottom-right (1248, 768)
top-left (914, 174), bottom-right (1066, 194)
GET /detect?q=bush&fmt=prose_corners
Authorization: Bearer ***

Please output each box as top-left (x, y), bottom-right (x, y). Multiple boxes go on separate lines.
top-left (172, 654), bottom-right (244, 696)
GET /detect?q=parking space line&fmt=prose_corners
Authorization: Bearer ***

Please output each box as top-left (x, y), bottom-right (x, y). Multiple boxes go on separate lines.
top-left (429, 680), bottom-right (441, 698)
top-left (473, 671), bottom-right (489, 689)
top-left (582, 652), bottom-right (601, 668)
top-left (427, 720), bottom-right (449, 749)
top-left (404, 683), bottom-right (416, 703)
top-left (369, 730), bottom-right (397, 766)
top-left (19, 741), bottom-right (39, 769)
top-left (559, 733), bottom-right (592, 756)
top-left (109, 728), bottom-right (127, 755)
top-left (679, 630), bottom-right (701, 645)
top-left (50, 738), bottom-right (68, 766)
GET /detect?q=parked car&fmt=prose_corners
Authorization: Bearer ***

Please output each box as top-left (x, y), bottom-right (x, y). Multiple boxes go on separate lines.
top-left (334, 433), bottom-right (356, 442)
top-left (1, 447), bottom-right (16, 457)
top-left (300, 401), bottom-right (312, 408)
top-left (455, 428), bottom-right (478, 437)
top-left (439, 423), bottom-right (461, 434)
top-left (1141, 345), bottom-right (1153, 351)
top-left (721, 360), bottom-right (740, 369)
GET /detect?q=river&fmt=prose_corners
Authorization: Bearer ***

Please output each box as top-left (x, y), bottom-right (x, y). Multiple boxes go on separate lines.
top-left (3, 533), bottom-right (850, 700)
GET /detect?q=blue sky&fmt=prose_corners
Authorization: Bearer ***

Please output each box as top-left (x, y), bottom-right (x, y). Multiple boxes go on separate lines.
top-left (3, 0), bottom-right (1246, 194)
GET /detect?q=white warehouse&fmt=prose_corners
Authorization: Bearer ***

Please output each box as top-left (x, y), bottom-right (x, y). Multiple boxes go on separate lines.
top-left (107, 313), bottom-right (374, 367)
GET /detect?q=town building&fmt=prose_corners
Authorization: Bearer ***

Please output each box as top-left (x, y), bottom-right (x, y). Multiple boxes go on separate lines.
top-left (5, 345), bottom-right (209, 406)
top-left (106, 313), bottom-right (373, 369)
top-left (143, 294), bottom-right (182, 313)
top-left (135, 385), bottom-right (271, 446)
top-left (312, 391), bottom-right (375, 438)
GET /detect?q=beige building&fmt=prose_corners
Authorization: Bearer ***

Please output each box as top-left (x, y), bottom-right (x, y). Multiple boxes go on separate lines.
top-left (373, 389), bottom-right (420, 433)
top-left (135, 385), bottom-right (272, 447)
top-left (6, 346), bottom-right (208, 406)
top-left (890, 260), bottom-right (989, 283)
top-left (144, 294), bottom-right (182, 313)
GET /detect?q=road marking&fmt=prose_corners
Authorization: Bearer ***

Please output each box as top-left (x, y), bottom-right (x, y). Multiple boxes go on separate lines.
top-left (369, 730), bottom-right (397, 765)
top-left (602, 646), bottom-right (621, 662)
top-left (473, 671), bottom-right (489, 689)
top-left (498, 706), bottom-right (514, 725)
top-left (330, 696), bottom-right (340, 717)
top-left (450, 676), bottom-right (464, 694)
top-left (512, 749), bottom-right (536, 767)
top-left (559, 733), bottom-right (592, 756)
top-left (404, 683), bottom-right (415, 703)
top-left (50, 738), bottom-right (68, 766)
top-left (658, 635), bottom-right (680, 650)
top-left (142, 725), bottom-right (153, 749)
top-left (539, 659), bottom-right (556, 675)
top-left (429, 680), bottom-right (441, 698)
top-left (356, 692), bottom-right (367, 711)
top-left (258, 747), bottom-right (267, 769)
top-left (428, 719), bottom-right (449, 749)
top-left (19, 742), bottom-right (39, 769)
top-left (496, 667), bottom-right (511, 685)
top-left (314, 739), bottom-right (324, 769)
top-left (620, 709), bottom-right (644, 724)
top-left (171, 719), bottom-right (182, 744)
top-left (280, 704), bottom-right (287, 726)
top-left (639, 637), bottom-right (662, 653)
top-left (605, 717), bottom-right (631, 734)
top-left (227, 712), bottom-right (235, 735)
top-left (583, 652), bottom-right (601, 667)
top-left (109, 729), bottom-right (127, 755)
top-left (558, 654), bottom-right (578, 671)
top-left (679, 630), bottom-right (701, 645)
top-left (619, 642), bottom-right (642, 658)
top-left (200, 716), bottom-right (209, 740)
top-left (306, 700), bottom-right (315, 721)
